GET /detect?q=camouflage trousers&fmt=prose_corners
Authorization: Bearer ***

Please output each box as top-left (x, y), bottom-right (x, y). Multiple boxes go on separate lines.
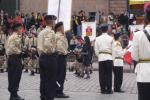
top-left (72, 60), bottom-right (93, 77)
top-left (72, 60), bottom-right (84, 76)
top-left (0, 56), bottom-right (5, 69)
top-left (28, 59), bottom-right (38, 71)
top-left (23, 57), bottom-right (30, 70)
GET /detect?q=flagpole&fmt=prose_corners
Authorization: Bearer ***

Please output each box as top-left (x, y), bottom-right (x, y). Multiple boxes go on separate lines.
top-left (57, 0), bottom-right (61, 22)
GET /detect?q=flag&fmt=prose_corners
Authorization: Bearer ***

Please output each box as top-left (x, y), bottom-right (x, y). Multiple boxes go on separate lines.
top-left (124, 29), bottom-right (133, 65)
top-left (124, 42), bottom-right (132, 65)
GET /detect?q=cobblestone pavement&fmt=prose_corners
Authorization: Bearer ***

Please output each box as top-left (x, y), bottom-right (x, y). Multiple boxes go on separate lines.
top-left (0, 71), bottom-right (137, 100)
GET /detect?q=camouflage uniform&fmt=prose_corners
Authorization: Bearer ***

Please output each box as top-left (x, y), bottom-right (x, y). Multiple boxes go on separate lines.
top-left (0, 31), bottom-right (6, 72)
top-left (28, 35), bottom-right (38, 75)
top-left (22, 36), bottom-right (30, 72)
top-left (6, 31), bottom-right (23, 99)
top-left (37, 25), bottom-right (57, 100)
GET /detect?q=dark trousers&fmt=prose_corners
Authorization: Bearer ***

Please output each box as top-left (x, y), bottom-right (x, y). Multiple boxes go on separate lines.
top-left (7, 55), bottom-right (22, 96)
top-left (114, 67), bottom-right (123, 91)
top-left (56, 55), bottom-right (67, 94)
top-left (99, 60), bottom-right (113, 92)
top-left (137, 82), bottom-right (150, 100)
top-left (39, 54), bottom-right (57, 100)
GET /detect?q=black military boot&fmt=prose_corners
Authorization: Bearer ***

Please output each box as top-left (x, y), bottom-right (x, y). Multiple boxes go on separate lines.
top-left (30, 71), bottom-right (35, 76)
top-left (24, 69), bottom-right (28, 73)
top-left (0, 69), bottom-right (4, 73)
top-left (10, 93), bottom-right (24, 100)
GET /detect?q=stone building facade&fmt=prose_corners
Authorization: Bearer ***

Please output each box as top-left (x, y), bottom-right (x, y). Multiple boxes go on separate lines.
top-left (19, 0), bottom-right (127, 15)
top-left (20, 0), bottom-right (48, 14)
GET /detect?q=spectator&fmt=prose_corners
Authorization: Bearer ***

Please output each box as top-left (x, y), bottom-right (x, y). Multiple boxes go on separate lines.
top-left (72, 14), bottom-right (78, 36)
top-left (30, 12), bottom-right (36, 27)
top-left (70, 35), bottom-right (78, 51)
top-left (24, 14), bottom-right (31, 31)
top-left (81, 36), bottom-right (93, 79)
top-left (36, 13), bottom-right (42, 28)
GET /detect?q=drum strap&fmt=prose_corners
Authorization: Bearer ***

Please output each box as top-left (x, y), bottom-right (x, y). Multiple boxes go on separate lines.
top-left (143, 29), bottom-right (150, 43)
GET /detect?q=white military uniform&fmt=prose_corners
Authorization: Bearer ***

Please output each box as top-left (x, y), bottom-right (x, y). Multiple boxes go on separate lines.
top-left (95, 33), bottom-right (114, 93)
top-left (95, 33), bottom-right (114, 61)
top-left (132, 25), bottom-right (150, 82)
top-left (113, 41), bottom-right (124, 67)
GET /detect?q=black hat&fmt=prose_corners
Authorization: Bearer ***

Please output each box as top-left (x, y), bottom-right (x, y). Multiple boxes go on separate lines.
top-left (54, 22), bottom-right (63, 32)
top-left (12, 23), bottom-right (22, 30)
top-left (100, 24), bottom-right (108, 32)
top-left (100, 24), bottom-right (108, 29)
top-left (114, 32), bottom-right (121, 40)
top-left (44, 15), bottom-right (57, 21)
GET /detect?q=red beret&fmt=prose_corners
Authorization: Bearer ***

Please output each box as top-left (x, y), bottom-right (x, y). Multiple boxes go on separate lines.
top-left (144, 1), bottom-right (150, 13)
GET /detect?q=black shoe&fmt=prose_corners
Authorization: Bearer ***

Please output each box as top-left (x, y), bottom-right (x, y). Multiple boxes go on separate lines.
top-left (105, 91), bottom-right (113, 94)
top-left (101, 91), bottom-right (106, 94)
top-left (24, 69), bottom-right (28, 73)
top-left (114, 89), bottom-right (125, 93)
top-left (55, 93), bottom-right (69, 98)
top-left (90, 70), bottom-right (93, 74)
top-left (30, 71), bottom-right (35, 76)
top-left (10, 95), bottom-right (24, 100)
top-left (0, 69), bottom-right (4, 73)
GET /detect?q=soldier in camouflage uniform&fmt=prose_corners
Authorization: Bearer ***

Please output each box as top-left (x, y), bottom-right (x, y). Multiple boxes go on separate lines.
top-left (37, 15), bottom-right (57, 100)
top-left (55, 22), bottom-right (69, 98)
top-left (28, 33), bottom-right (38, 76)
top-left (6, 23), bottom-right (24, 100)
top-left (0, 25), bottom-right (6, 73)
top-left (23, 34), bottom-right (30, 73)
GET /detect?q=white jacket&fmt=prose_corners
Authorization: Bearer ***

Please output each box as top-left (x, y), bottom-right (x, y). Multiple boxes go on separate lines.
top-left (95, 33), bottom-right (114, 62)
top-left (132, 25), bottom-right (150, 82)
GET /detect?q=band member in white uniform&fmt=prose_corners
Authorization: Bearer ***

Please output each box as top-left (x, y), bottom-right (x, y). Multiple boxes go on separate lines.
top-left (95, 24), bottom-right (114, 94)
top-left (113, 32), bottom-right (126, 93)
top-left (132, 2), bottom-right (150, 100)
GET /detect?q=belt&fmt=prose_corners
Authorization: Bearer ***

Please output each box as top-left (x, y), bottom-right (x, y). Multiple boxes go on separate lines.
top-left (115, 57), bottom-right (123, 60)
top-left (99, 52), bottom-right (112, 55)
top-left (41, 52), bottom-right (58, 56)
top-left (139, 59), bottom-right (150, 63)
top-left (8, 54), bottom-right (21, 58)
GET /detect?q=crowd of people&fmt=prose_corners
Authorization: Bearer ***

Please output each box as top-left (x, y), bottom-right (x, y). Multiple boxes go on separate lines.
top-left (0, 9), bottom-right (131, 100)
top-left (0, 1), bottom-right (150, 100)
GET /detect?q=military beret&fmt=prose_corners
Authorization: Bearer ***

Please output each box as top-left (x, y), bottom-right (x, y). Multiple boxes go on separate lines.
top-left (44, 15), bottom-right (57, 21)
top-left (144, 1), bottom-right (150, 13)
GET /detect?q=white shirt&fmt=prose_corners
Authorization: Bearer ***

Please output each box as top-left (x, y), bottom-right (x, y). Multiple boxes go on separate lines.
top-left (95, 33), bottom-right (114, 62)
top-left (107, 15), bottom-right (114, 25)
top-left (132, 25), bottom-right (150, 82)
